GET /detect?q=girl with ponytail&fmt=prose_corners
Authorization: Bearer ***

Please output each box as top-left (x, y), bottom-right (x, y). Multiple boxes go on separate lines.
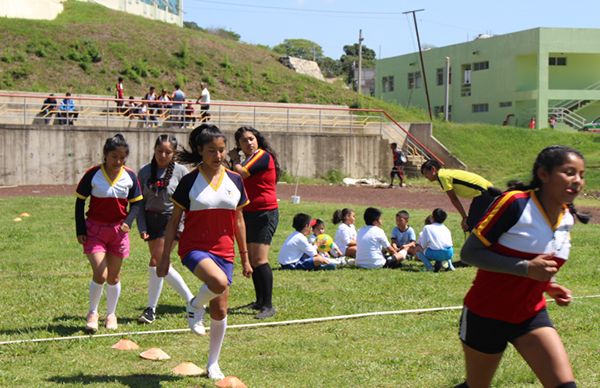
top-left (457, 145), bottom-right (588, 388)
top-left (136, 134), bottom-right (194, 325)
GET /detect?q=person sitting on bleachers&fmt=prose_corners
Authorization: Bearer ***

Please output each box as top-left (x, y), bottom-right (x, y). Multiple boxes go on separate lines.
top-left (56, 93), bottom-right (78, 125)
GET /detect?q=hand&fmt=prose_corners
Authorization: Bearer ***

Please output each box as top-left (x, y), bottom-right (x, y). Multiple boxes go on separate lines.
top-left (242, 261), bottom-right (253, 278)
top-left (228, 148), bottom-right (241, 165)
top-left (460, 217), bottom-right (469, 232)
top-left (546, 283), bottom-right (572, 306)
top-left (526, 254), bottom-right (559, 281)
top-left (140, 232), bottom-right (150, 241)
top-left (77, 235), bottom-right (87, 245)
top-left (156, 256), bottom-right (170, 277)
top-left (120, 223), bottom-right (130, 233)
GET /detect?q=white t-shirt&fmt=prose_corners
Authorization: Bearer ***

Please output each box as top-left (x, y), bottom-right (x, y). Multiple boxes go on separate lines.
top-left (418, 223), bottom-right (453, 250)
top-left (356, 225), bottom-right (391, 269)
top-left (278, 231), bottom-right (317, 265)
top-left (334, 223), bottom-right (357, 254)
top-left (200, 87), bottom-right (211, 104)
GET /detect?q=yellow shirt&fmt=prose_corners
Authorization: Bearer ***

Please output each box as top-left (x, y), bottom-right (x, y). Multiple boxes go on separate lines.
top-left (437, 169), bottom-right (493, 199)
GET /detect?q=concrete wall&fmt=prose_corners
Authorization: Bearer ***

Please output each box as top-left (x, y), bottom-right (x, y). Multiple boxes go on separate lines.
top-left (408, 123), bottom-right (466, 169)
top-left (0, 124), bottom-right (389, 186)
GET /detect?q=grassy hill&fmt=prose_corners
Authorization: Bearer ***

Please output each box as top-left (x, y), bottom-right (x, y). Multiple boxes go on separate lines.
top-left (1, 1), bottom-right (599, 194)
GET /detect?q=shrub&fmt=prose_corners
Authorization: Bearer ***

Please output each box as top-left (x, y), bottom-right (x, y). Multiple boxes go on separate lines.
top-left (323, 169), bottom-right (344, 184)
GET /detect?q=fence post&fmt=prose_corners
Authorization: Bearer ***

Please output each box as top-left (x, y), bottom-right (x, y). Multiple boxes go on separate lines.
top-left (23, 97), bottom-right (27, 125)
top-left (218, 105), bottom-right (221, 127)
top-left (106, 99), bottom-right (109, 127)
top-left (319, 110), bottom-right (322, 133)
top-left (286, 108), bottom-right (289, 131)
top-left (253, 106), bottom-right (256, 128)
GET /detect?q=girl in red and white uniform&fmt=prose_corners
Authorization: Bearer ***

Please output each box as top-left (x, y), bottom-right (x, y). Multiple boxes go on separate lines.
top-left (457, 145), bottom-right (588, 388)
top-left (75, 134), bottom-right (143, 333)
top-left (159, 124), bottom-right (252, 380)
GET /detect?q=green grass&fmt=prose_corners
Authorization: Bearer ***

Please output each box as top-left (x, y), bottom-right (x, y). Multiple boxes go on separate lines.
top-left (0, 195), bottom-right (599, 387)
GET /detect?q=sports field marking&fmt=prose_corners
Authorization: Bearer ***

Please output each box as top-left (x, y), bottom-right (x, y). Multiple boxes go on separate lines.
top-left (1, 295), bottom-right (598, 346)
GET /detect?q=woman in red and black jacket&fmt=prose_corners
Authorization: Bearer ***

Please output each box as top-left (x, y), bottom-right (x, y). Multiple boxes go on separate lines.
top-left (230, 126), bottom-right (280, 319)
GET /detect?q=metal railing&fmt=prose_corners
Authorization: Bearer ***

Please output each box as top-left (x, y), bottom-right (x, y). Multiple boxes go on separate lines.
top-left (549, 107), bottom-right (586, 129)
top-left (0, 92), bottom-right (442, 163)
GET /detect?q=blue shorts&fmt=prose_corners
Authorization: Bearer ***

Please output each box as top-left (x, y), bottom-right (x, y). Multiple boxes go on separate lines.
top-left (423, 247), bottom-right (454, 261)
top-left (280, 253), bottom-right (315, 270)
top-left (182, 250), bottom-right (234, 285)
top-left (459, 307), bottom-right (554, 354)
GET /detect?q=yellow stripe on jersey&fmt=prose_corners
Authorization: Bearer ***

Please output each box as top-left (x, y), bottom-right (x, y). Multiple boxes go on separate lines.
top-left (530, 191), bottom-right (567, 231)
top-left (129, 195), bottom-right (143, 203)
top-left (473, 191), bottom-right (521, 247)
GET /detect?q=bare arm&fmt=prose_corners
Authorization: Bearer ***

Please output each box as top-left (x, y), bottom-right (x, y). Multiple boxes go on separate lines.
top-left (445, 189), bottom-right (470, 231)
top-left (234, 209), bottom-right (252, 278)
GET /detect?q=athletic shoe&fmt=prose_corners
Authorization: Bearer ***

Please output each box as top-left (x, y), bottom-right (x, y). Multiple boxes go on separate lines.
top-left (105, 313), bottom-right (118, 330)
top-left (85, 312), bottom-right (99, 333)
top-left (138, 307), bottom-right (156, 324)
top-left (255, 306), bottom-right (276, 320)
top-left (186, 298), bottom-right (206, 335)
top-left (207, 363), bottom-right (225, 380)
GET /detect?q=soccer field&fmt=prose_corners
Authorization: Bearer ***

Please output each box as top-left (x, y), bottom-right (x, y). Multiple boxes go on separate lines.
top-left (1, 195), bottom-right (599, 387)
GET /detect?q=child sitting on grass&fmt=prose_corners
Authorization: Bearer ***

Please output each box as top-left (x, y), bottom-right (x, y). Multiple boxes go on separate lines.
top-left (356, 207), bottom-right (406, 269)
top-left (416, 208), bottom-right (455, 272)
top-left (390, 210), bottom-right (417, 259)
top-left (278, 213), bottom-right (338, 270)
top-left (309, 218), bottom-right (344, 258)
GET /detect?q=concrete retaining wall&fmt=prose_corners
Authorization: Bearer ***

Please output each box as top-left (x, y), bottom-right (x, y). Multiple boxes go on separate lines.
top-left (0, 124), bottom-right (389, 186)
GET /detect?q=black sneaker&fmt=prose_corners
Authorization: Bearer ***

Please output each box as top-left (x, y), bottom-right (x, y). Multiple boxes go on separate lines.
top-left (255, 306), bottom-right (276, 320)
top-left (138, 307), bottom-right (156, 324)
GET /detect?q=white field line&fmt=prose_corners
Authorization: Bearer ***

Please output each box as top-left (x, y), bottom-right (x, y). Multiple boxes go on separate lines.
top-left (1, 295), bottom-right (599, 346)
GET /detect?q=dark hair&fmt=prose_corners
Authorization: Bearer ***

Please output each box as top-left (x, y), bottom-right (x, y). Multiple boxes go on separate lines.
top-left (103, 133), bottom-right (129, 158)
top-left (391, 142), bottom-right (397, 148)
top-left (363, 207), bottom-right (382, 225)
top-left (432, 208), bottom-right (447, 224)
top-left (234, 126), bottom-right (281, 181)
top-left (149, 134), bottom-right (178, 190)
top-left (311, 218), bottom-right (325, 230)
top-left (293, 213), bottom-right (311, 231)
top-left (421, 159), bottom-right (442, 175)
top-left (118, 77), bottom-right (123, 82)
top-left (332, 208), bottom-right (354, 224)
top-left (424, 215), bottom-right (434, 225)
top-left (507, 145), bottom-right (589, 224)
top-left (396, 210), bottom-right (410, 219)
top-left (177, 124), bottom-right (226, 166)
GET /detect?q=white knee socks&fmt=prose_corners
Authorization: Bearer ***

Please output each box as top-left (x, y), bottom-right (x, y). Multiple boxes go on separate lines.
top-left (164, 266), bottom-right (194, 302)
top-left (147, 267), bottom-right (164, 310)
top-left (89, 281), bottom-right (104, 314)
top-left (191, 284), bottom-right (219, 309)
top-left (207, 316), bottom-right (227, 368)
top-left (106, 282), bottom-right (121, 315)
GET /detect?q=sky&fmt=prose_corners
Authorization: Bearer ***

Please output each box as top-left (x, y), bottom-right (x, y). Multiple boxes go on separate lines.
top-left (184, 0), bottom-right (599, 59)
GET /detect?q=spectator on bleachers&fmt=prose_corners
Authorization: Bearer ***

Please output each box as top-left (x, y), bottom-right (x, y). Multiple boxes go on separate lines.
top-left (157, 88), bottom-right (171, 121)
top-left (196, 82), bottom-right (211, 122)
top-left (36, 94), bottom-right (57, 125)
top-left (184, 102), bottom-right (196, 128)
top-left (57, 92), bottom-right (78, 125)
top-left (144, 86), bottom-right (159, 127)
top-left (171, 84), bottom-right (185, 128)
top-left (115, 77), bottom-right (125, 113)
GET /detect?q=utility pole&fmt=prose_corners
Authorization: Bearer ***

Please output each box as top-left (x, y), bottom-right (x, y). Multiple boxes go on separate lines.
top-left (357, 29), bottom-right (363, 94)
top-left (444, 57), bottom-right (450, 121)
top-left (403, 9), bottom-right (432, 120)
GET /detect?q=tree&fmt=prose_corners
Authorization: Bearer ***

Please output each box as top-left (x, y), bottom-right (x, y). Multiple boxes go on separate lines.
top-left (339, 43), bottom-right (376, 87)
top-left (273, 39), bottom-right (323, 60)
top-left (317, 56), bottom-right (343, 78)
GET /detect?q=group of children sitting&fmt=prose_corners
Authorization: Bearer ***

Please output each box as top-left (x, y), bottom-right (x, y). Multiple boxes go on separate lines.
top-left (277, 207), bottom-right (455, 272)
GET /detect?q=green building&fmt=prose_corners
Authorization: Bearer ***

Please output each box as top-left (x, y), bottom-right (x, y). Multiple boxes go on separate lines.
top-left (375, 28), bottom-right (600, 129)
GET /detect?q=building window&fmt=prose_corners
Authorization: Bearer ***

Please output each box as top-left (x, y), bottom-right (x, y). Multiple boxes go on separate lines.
top-left (549, 57), bottom-right (567, 66)
top-left (382, 76), bottom-right (395, 92)
top-left (472, 103), bottom-right (489, 113)
top-left (436, 67), bottom-right (452, 86)
top-left (473, 61), bottom-right (489, 71)
top-left (499, 101), bottom-right (512, 108)
top-left (408, 71), bottom-right (422, 89)
top-left (462, 64), bottom-right (472, 85)
top-left (434, 105), bottom-right (452, 119)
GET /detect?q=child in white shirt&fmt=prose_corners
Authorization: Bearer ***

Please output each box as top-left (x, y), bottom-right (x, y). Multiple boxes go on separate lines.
top-left (356, 207), bottom-right (405, 269)
top-left (416, 208), bottom-right (454, 272)
top-left (332, 208), bottom-right (357, 258)
top-left (278, 213), bottom-right (337, 270)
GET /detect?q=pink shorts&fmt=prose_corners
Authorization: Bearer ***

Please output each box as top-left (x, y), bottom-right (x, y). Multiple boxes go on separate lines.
top-left (83, 219), bottom-right (130, 258)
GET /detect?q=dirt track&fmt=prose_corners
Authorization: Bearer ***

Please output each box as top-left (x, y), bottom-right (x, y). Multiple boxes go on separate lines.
top-left (1, 183), bottom-right (597, 223)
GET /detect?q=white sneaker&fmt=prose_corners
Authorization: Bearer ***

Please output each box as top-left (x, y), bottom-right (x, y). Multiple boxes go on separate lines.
top-left (105, 313), bottom-right (118, 330)
top-left (186, 298), bottom-right (206, 336)
top-left (85, 312), bottom-right (99, 333)
top-left (207, 363), bottom-right (225, 380)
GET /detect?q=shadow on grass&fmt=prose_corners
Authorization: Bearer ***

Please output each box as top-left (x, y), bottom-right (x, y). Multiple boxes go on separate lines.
top-left (48, 372), bottom-right (183, 388)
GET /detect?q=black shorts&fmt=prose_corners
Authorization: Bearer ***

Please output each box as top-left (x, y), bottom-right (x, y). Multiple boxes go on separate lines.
top-left (458, 307), bottom-right (554, 354)
top-left (244, 209), bottom-right (279, 244)
top-left (390, 165), bottom-right (405, 177)
top-left (145, 212), bottom-right (170, 240)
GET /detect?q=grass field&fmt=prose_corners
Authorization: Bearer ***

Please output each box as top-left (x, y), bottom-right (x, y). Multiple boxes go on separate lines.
top-left (0, 195), bottom-right (599, 387)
